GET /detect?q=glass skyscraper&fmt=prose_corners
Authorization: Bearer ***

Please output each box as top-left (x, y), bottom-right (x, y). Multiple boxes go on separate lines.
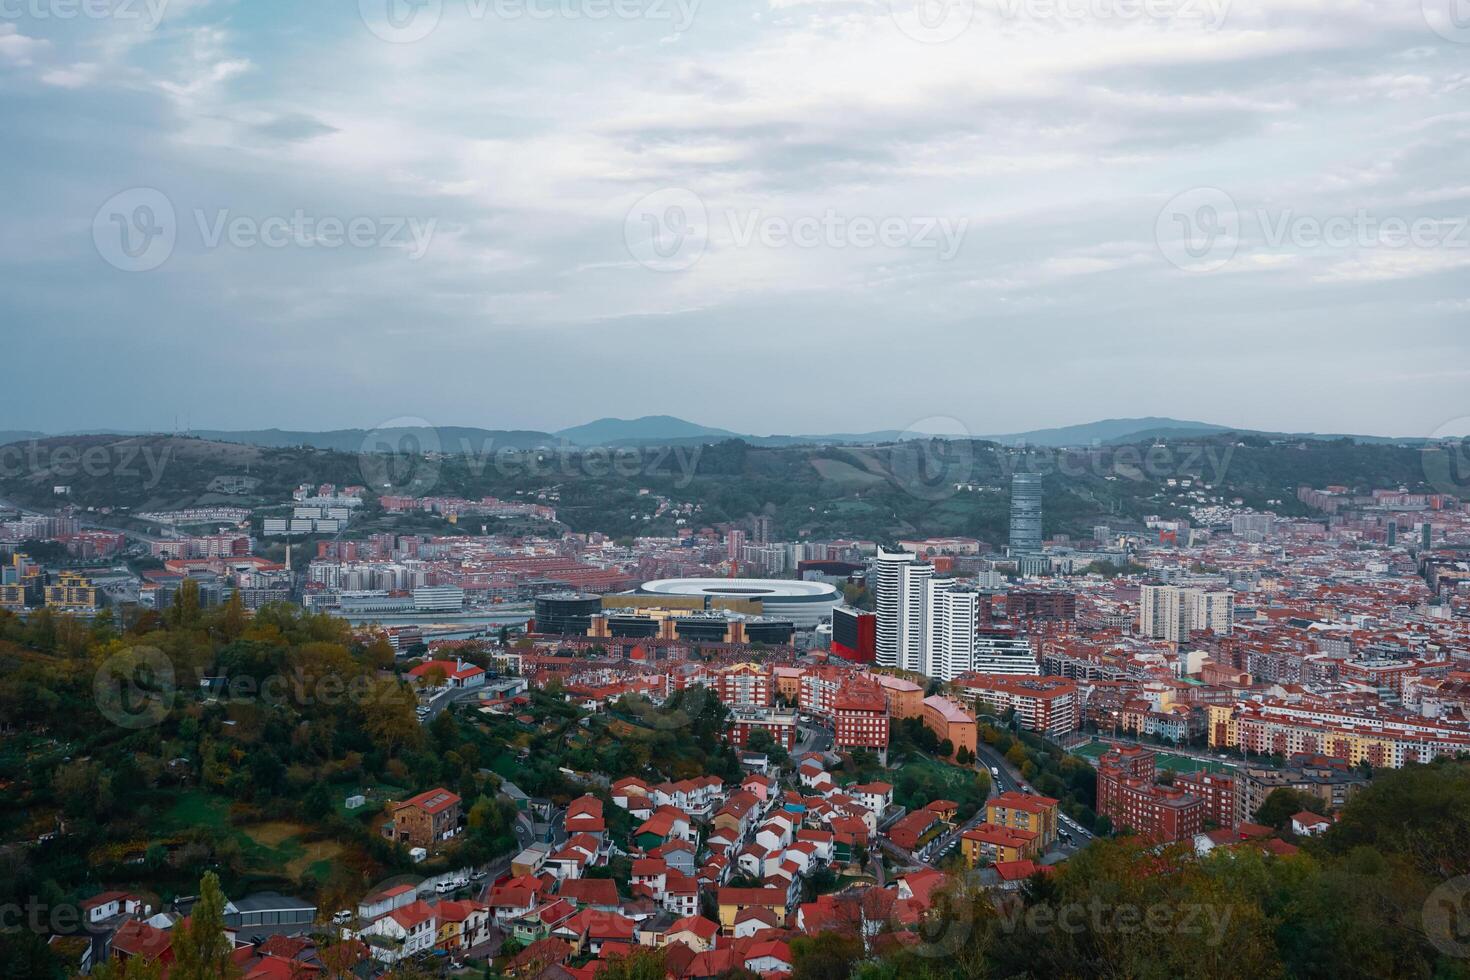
top-left (1009, 472), bottom-right (1043, 553)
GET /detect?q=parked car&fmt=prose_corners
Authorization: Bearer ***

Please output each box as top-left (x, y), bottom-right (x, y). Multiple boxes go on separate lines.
top-left (332, 910), bottom-right (352, 925)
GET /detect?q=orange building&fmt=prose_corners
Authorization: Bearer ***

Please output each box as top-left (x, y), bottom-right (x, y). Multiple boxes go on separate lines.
top-left (871, 673), bottom-right (924, 720)
top-left (921, 695), bottom-right (977, 757)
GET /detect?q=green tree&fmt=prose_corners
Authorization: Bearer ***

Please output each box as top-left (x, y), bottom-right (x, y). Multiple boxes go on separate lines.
top-left (1254, 787), bottom-right (1322, 831)
top-left (170, 871), bottom-right (237, 980)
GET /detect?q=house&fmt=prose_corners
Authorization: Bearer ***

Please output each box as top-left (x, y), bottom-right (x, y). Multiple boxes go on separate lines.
top-left (1291, 811), bottom-right (1332, 836)
top-left (631, 858), bottom-right (668, 900)
top-left (732, 906), bottom-right (780, 939)
top-left (633, 807), bottom-right (693, 851)
top-left (407, 659), bottom-right (485, 689)
top-left (383, 788), bottom-right (462, 851)
top-left (663, 914), bottom-right (720, 952)
top-left (553, 909), bottom-right (639, 956)
top-left (565, 795), bottom-right (607, 838)
top-left (108, 919), bottom-right (174, 969)
top-left (662, 871), bottom-right (699, 919)
top-left (848, 782), bottom-right (893, 817)
top-left (716, 888), bottom-right (789, 934)
top-left (358, 883), bottom-right (418, 921)
top-left (886, 809), bottom-right (940, 852)
top-left (508, 937), bottom-right (574, 977)
top-left (488, 885), bottom-right (538, 924)
top-left (432, 899), bottom-right (491, 950)
top-left (81, 892), bottom-right (148, 926)
top-left (557, 878), bottom-right (620, 913)
top-left (359, 900), bottom-right (437, 963)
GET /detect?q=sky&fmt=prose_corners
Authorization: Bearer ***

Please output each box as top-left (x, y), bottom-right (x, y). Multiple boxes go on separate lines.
top-left (1, 0), bottom-right (1468, 440)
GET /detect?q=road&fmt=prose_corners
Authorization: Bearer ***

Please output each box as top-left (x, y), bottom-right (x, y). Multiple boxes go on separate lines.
top-left (971, 740), bottom-right (1094, 857)
top-left (418, 684), bottom-right (483, 724)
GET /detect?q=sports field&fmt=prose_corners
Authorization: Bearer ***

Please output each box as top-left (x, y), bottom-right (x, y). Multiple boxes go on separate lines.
top-left (1071, 739), bottom-right (1235, 775)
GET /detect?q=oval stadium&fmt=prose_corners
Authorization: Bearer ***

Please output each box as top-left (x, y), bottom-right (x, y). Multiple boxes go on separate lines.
top-left (634, 577), bottom-right (841, 629)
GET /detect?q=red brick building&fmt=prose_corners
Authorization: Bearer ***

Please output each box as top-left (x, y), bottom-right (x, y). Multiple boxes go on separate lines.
top-left (1175, 770), bottom-right (1236, 829)
top-left (833, 681), bottom-right (890, 756)
top-left (1095, 750), bottom-right (1203, 843)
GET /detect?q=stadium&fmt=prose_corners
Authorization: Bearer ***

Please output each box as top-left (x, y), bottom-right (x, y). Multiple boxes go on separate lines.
top-left (634, 577), bottom-right (841, 629)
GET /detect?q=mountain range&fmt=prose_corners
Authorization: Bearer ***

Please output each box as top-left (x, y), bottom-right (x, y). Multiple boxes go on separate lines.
top-left (0, 416), bottom-right (1425, 452)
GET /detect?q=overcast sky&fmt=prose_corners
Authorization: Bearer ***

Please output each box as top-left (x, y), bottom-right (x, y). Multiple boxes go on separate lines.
top-left (1, 0), bottom-right (1467, 439)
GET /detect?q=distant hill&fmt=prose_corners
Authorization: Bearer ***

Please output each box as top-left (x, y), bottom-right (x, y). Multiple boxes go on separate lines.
top-left (555, 415), bottom-right (742, 447)
top-left (977, 417), bottom-right (1234, 447)
top-left (0, 430), bottom-right (46, 446)
top-left (185, 427), bottom-right (558, 453)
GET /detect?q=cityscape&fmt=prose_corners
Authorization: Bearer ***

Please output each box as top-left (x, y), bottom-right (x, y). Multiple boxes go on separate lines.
top-left (4, 0), bottom-right (1470, 978)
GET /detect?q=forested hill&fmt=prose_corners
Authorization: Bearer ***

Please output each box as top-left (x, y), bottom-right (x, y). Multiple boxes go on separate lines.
top-left (0, 432), bottom-right (1443, 542)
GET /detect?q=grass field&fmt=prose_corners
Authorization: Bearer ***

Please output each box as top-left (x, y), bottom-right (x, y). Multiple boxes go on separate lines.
top-left (156, 792), bottom-right (343, 883)
top-left (1072, 740), bottom-right (1235, 775)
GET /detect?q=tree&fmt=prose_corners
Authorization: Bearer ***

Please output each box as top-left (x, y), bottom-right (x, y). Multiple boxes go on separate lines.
top-left (597, 948), bottom-right (670, 980)
top-left (170, 871), bottom-right (237, 980)
top-left (791, 932), bottom-right (865, 980)
top-left (1254, 787), bottom-right (1322, 831)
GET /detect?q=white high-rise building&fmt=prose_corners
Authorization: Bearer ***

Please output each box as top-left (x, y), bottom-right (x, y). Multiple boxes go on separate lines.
top-left (1139, 584), bottom-right (1234, 641)
top-left (924, 580), bottom-right (978, 681)
top-left (971, 632), bottom-right (1040, 675)
top-left (875, 549), bottom-right (921, 669)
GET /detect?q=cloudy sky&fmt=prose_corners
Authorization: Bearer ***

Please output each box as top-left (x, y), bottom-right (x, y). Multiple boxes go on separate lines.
top-left (2, 0), bottom-right (1468, 439)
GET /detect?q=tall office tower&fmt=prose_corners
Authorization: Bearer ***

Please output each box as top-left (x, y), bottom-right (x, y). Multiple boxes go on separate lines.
top-left (874, 548), bottom-right (931, 670)
top-left (1009, 473), bottom-right (1043, 553)
top-left (726, 529), bottom-right (746, 561)
top-left (1386, 522), bottom-right (1397, 546)
top-left (752, 515), bottom-right (773, 545)
top-left (924, 580), bottom-right (980, 681)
